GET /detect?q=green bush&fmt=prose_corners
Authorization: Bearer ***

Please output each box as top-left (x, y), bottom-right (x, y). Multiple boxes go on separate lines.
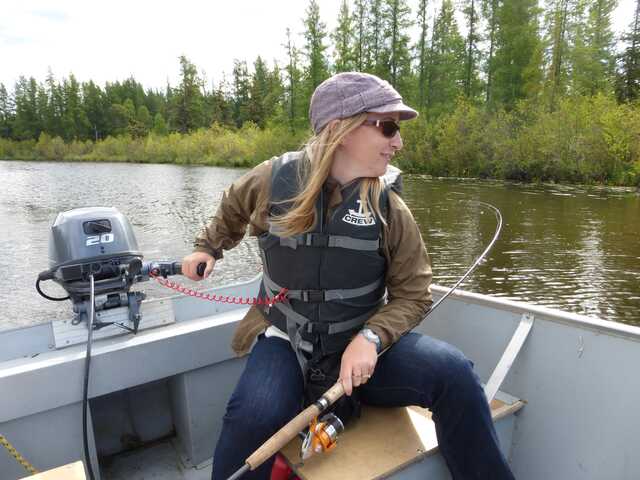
top-left (35, 133), bottom-right (66, 161)
top-left (395, 116), bottom-right (436, 173)
top-left (2, 100), bottom-right (640, 187)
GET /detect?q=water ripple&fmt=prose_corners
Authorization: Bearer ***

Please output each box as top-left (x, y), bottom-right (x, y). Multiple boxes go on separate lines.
top-left (1, 162), bottom-right (639, 331)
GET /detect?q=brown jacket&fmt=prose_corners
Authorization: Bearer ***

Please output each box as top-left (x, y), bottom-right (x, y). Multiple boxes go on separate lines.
top-left (194, 157), bottom-right (433, 356)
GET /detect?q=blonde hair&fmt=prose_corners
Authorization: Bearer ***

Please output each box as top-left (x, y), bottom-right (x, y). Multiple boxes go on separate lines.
top-left (270, 113), bottom-right (388, 237)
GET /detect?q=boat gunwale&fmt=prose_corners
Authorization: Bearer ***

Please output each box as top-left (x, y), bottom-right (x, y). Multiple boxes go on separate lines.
top-left (430, 284), bottom-right (640, 342)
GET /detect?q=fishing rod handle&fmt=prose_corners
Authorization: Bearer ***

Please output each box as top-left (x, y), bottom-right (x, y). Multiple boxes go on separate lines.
top-left (245, 382), bottom-right (345, 470)
top-left (322, 381), bottom-right (347, 405)
top-left (246, 403), bottom-right (320, 469)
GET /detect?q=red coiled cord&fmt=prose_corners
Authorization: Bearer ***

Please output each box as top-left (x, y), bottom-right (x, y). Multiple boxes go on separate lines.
top-left (149, 271), bottom-right (288, 306)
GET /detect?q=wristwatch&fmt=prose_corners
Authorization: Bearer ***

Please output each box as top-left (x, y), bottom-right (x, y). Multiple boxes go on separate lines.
top-left (359, 328), bottom-right (382, 353)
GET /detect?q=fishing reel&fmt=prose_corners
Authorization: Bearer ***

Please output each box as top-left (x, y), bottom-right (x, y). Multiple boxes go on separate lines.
top-left (300, 413), bottom-right (345, 460)
top-left (36, 207), bottom-right (182, 333)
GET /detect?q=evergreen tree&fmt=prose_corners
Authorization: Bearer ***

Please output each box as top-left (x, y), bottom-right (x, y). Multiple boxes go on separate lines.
top-left (367, 0), bottom-right (385, 74)
top-left (415, 0), bottom-right (430, 111)
top-left (426, 8), bottom-right (438, 110)
top-left (283, 28), bottom-right (305, 130)
top-left (152, 112), bottom-right (168, 135)
top-left (232, 59), bottom-right (251, 128)
top-left (265, 61), bottom-right (287, 125)
top-left (104, 81), bottom-right (123, 107)
top-left (13, 76), bottom-right (42, 140)
top-left (302, 0), bottom-right (330, 97)
top-left (131, 104), bottom-right (151, 137)
top-left (491, 0), bottom-right (542, 109)
top-left (542, 0), bottom-right (572, 110)
top-left (120, 77), bottom-right (147, 110)
top-left (380, 0), bottom-right (414, 93)
top-left (333, 0), bottom-right (356, 72)
top-left (248, 56), bottom-right (270, 127)
top-left (0, 83), bottom-right (13, 138)
top-left (573, 0), bottom-right (617, 95)
top-left (60, 74), bottom-right (89, 141)
top-left (144, 89), bottom-right (167, 120)
top-left (109, 102), bottom-right (133, 136)
top-left (353, 0), bottom-right (369, 70)
top-left (82, 80), bottom-right (107, 140)
top-left (43, 71), bottom-right (64, 138)
top-left (212, 75), bottom-right (235, 127)
top-left (617, 0), bottom-right (640, 101)
top-left (171, 55), bottom-right (205, 133)
top-left (482, 0), bottom-right (500, 104)
top-left (426, 0), bottom-right (466, 116)
top-left (462, 0), bottom-right (483, 100)
top-left (203, 78), bottom-right (229, 127)
top-left (36, 83), bottom-right (49, 136)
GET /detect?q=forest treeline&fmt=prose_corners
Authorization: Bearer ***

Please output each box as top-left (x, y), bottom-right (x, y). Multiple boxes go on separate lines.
top-left (1, 0), bottom-right (640, 185)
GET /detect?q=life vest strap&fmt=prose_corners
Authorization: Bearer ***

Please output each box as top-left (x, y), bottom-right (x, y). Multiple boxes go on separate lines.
top-left (263, 271), bottom-right (384, 303)
top-left (278, 233), bottom-right (381, 251)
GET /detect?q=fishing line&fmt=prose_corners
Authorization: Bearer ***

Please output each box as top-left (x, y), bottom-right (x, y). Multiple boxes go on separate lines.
top-left (424, 201), bottom-right (502, 314)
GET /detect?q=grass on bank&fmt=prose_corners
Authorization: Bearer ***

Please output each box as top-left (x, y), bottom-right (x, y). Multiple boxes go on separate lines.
top-left (1, 94), bottom-right (639, 186)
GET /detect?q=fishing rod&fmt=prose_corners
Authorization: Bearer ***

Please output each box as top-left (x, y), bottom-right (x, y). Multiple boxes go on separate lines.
top-left (225, 200), bottom-right (503, 480)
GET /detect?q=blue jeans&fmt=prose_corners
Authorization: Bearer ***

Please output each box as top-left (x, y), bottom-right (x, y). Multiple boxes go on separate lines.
top-left (212, 333), bottom-right (515, 480)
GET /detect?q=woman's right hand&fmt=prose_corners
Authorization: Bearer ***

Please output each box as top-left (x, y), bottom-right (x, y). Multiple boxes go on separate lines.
top-left (181, 252), bottom-right (216, 280)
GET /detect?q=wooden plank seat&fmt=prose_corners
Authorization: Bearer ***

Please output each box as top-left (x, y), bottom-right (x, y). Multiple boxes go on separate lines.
top-left (19, 461), bottom-right (86, 480)
top-left (280, 393), bottom-right (525, 480)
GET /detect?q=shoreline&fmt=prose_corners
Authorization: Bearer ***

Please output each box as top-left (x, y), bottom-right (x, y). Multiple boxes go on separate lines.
top-left (3, 157), bottom-right (639, 191)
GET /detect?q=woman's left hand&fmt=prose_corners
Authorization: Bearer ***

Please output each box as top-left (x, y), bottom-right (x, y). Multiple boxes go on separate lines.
top-left (339, 334), bottom-right (378, 396)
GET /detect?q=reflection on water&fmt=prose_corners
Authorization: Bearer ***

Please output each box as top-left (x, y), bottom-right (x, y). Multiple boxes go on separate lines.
top-left (0, 161), bottom-right (638, 331)
top-left (403, 177), bottom-right (640, 326)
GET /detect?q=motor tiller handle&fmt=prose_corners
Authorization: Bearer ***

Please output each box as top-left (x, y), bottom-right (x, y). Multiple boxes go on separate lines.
top-left (165, 262), bottom-right (205, 277)
top-left (244, 381), bottom-right (346, 470)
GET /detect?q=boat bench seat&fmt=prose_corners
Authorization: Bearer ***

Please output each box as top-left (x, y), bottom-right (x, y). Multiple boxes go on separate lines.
top-left (18, 461), bottom-right (85, 480)
top-left (280, 392), bottom-right (524, 480)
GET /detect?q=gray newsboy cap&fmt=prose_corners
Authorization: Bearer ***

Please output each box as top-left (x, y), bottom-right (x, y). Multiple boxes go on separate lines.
top-left (309, 72), bottom-right (418, 134)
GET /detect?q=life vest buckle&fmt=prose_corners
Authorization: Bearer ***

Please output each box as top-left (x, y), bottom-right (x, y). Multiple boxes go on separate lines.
top-left (306, 322), bottom-right (330, 334)
top-left (301, 289), bottom-right (325, 303)
top-left (305, 233), bottom-right (329, 247)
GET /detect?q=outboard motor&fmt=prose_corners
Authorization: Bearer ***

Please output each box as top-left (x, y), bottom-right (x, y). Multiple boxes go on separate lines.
top-left (37, 207), bottom-right (181, 332)
top-left (35, 207), bottom-right (187, 480)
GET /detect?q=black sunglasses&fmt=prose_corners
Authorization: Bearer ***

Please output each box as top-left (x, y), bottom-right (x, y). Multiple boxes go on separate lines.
top-left (362, 119), bottom-right (400, 138)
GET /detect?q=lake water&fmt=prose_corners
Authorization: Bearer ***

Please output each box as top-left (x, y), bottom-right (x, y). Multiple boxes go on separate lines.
top-left (1, 160), bottom-right (638, 332)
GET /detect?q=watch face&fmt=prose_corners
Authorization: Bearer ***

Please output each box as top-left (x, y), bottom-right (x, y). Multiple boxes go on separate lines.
top-left (362, 329), bottom-right (380, 345)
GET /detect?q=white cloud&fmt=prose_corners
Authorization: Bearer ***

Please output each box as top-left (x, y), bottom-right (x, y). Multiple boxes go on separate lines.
top-left (1, 0), bottom-right (636, 91)
top-left (1, 0), bottom-right (341, 89)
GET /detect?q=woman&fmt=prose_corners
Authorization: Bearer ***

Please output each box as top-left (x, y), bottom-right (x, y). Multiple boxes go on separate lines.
top-left (182, 72), bottom-right (514, 480)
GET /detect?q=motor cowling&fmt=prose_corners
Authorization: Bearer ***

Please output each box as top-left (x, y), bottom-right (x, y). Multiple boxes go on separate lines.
top-left (49, 207), bottom-right (142, 271)
top-left (43, 207), bottom-right (144, 300)
top-left (38, 207), bottom-right (183, 332)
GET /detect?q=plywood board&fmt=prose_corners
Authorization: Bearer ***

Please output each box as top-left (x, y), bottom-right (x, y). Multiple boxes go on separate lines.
top-left (19, 461), bottom-right (86, 480)
top-left (52, 297), bottom-right (175, 349)
top-left (281, 398), bottom-right (524, 480)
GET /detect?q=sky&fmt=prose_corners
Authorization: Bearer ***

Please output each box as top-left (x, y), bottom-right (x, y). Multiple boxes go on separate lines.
top-left (1, 0), bottom-right (637, 92)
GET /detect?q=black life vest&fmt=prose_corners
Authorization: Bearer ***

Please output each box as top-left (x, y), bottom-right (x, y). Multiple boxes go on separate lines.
top-left (257, 151), bottom-right (402, 374)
